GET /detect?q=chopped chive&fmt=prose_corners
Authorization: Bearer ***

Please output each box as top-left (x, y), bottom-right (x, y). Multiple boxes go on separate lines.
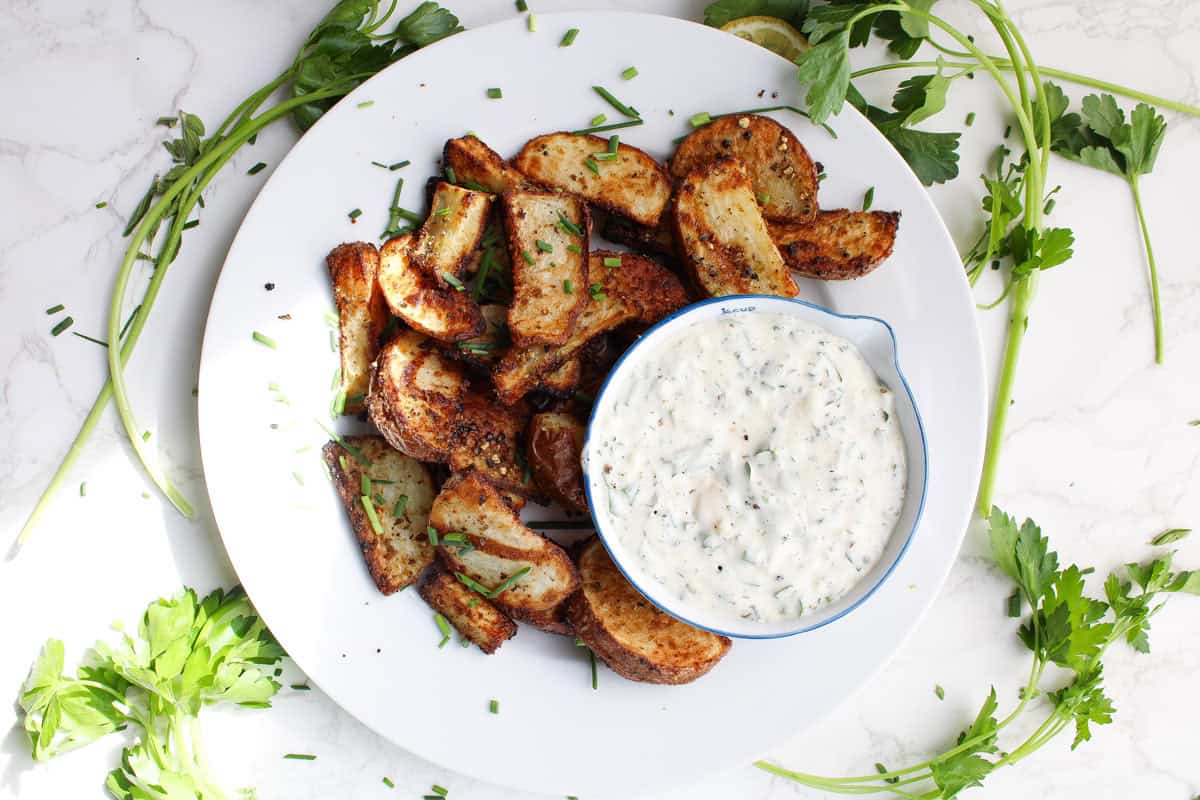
top-left (569, 119), bottom-right (644, 136)
top-left (566, 243), bottom-right (582, 255)
top-left (360, 473), bottom-right (372, 496)
top-left (316, 420), bottom-right (372, 465)
top-left (573, 389), bottom-right (594, 405)
top-left (141, 430), bottom-right (151, 442)
top-left (123, 178), bottom-right (159, 237)
top-left (382, 777), bottom-right (395, 788)
top-left (607, 135), bottom-right (619, 153)
top-left (584, 157), bottom-right (600, 176)
top-left (434, 206), bottom-right (450, 217)
top-left (689, 111), bottom-right (711, 127)
top-left (328, 330), bottom-right (337, 352)
top-left (935, 684), bottom-right (945, 700)
top-left (283, 754), bottom-right (316, 761)
top-left (560, 28), bottom-right (579, 47)
top-left (591, 152), bottom-right (618, 161)
top-left (862, 186), bottom-right (875, 211)
top-left (589, 649), bottom-right (598, 689)
top-left (455, 572), bottom-right (493, 595)
top-left (1043, 198), bottom-right (1056, 215)
top-left (965, 111), bottom-right (976, 126)
top-left (443, 272), bottom-right (466, 291)
top-left (390, 160), bottom-right (410, 170)
top-left (486, 566), bottom-right (531, 598)
top-left (45, 304), bottom-right (65, 315)
top-left (441, 532), bottom-right (469, 544)
top-left (95, 201), bottom-right (107, 209)
top-left (445, 166), bottom-right (457, 185)
top-left (563, 279), bottom-right (573, 294)
top-left (248, 162), bottom-right (267, 175)
top-left (467, 598), bottom-right (480, 608)
top-left (348, 208), bottom-right (363, 221)
top-left (1007, 591), bottom-right (1022, 617)
top-left (1004, 124), bottom-right (1012, 139)
top-left (51, 317), bottom-right (74, 336)
top-left (489, 699), bottom-right (500, 714)
top-left (356, 100), bottom-right (374, 108)
top-left (361, 496), bottom-right (384, 534)
top-left (589, 113), bottom-right (606, 126)
top-left (527, 13), bottom-right (536, 31)
top-left (522, 250), bottom-right (535, 265)
top-left (427, 526), bottom-right (440, 546)
top-left (515, 0), bottom-right (527, 9)
top-left (291, 683), bottom-right (311, 691)
top-left (431, 786), bottom-right (448, 797)
top-left (591, 86), bottom-right (639, 118)
top-left (252, 331), bottom-right (277, 349)
top-left (247, 133), bottom-right (257, 145)
top-left (434, 613), bottom-right (452, 648)
top-left (393, 494), bottom-right (409, 517)
top-left (756, 192), bottom-right (770, 204)
top-left (182, 219), bottom-right (199, 230)
top-left (528, 519), bottom-right (594, 530)
top-left (602, 256), bottom-right (621, 268)
top-left (71, 331), bottom-right (108, 347)
top-left (620, 66), bottom-right (638, 80)
top-left (486, 87), bottom-right (503, 99)
top-left (371, 160), bottom-right (388, 169)
top-left (557, 212), bottom-right (584, 236)
top-left (536, 239), bottom-right (554, 253)
top-left (589, 283), bottom-right (606, 300)
top-left (156, 116), bottom-right (177, 127)
top-left (79, 481), bottom-right (87, 497)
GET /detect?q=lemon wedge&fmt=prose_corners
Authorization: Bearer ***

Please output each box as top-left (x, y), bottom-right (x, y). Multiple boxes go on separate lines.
top-left (720, 16), bottom-right (810, 62)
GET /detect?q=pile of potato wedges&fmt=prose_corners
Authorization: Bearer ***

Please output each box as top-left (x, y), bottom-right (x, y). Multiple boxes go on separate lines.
top-left (322, 115), bottom-right (898, 684)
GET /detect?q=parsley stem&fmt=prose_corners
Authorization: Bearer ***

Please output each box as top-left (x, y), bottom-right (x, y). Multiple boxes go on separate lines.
top-left (1127, 176), bottom-right (1164, 364)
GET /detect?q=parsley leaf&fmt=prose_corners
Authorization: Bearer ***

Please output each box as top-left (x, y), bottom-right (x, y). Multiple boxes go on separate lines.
top-left (795, 38), bottom-right (852, 123)
top-left (702, 0), bottom-right (810, 27)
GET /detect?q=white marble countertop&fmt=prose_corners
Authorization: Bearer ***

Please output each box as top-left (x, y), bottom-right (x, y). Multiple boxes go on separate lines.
top-left (1, 1), bottom-right (1198, 798)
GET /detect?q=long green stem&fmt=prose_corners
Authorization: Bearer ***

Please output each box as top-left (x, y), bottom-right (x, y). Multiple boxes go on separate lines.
top-left (1128, 176), bottom-right (1164, 363)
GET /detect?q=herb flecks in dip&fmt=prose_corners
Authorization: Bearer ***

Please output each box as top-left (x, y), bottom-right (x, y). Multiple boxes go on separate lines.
top-left (588, 311), bottom-right (907, 626)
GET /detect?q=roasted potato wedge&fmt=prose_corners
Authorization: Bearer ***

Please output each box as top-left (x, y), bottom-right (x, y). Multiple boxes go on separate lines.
top-left (528, 412), bottom-right (587, 512)
top-left (600, 212), bottom-right (675, 257)
top-left (443, 136), bottom-right (533, 194)
top-left (768, 209), bottom-right (900, 279)
top-left (326, 242), bottom-right (389, 415)
top-left (503, 190), bottom-right (590, 346)
top-left (512, 604), bottom-right (573, 636)
top-left (368, 330), bottom-right (532, 493)
top-left (430, 472), bottom-right (579, 614)
top-left (671, 114), bottom-right (819, 222)
top-left (567, 537), bottom-right (732, 685)
top-left (492, 251), bottom-right (688, 404)
top-left (673, 157), bottom-right (798, 298)
top-left (377, 234), bottom-right (486, 342)
top-left (322, 436), bottom-right (436, 594)
top-left (442, 303), bottom-right (509, 369)
top-left (419, 570), bottom-right (517, 653)
top-left (410, 182), bottom-right (493, 284)
top-left (514, 133), bottom-right (671, 227)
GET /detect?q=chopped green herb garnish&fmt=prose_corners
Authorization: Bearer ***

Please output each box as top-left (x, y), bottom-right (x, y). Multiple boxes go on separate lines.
top-left (560, 28), bottom-right (579, 47)
top-left (359, 473), bottom-right (371, 496)
top-left (361, 496), bottom-right (383, 534)
top-left (291, 683), bottom-right (311, 691)
top-left (862, 186), bottom-right (875, 211)
top-left (71, 331), bottom-right (108, 348)
top-left (141, 430), bottom-right (151, 442)
top-left (689, 111), bottom-right (711, 127)
top-left (247, 162), bottom-right (267, 175)
top-left (434, 612), bottom-right (452, 648)
top-left (390, 160), bottom-right (410, 171)
top-left (566, 243), bottom-right (582, 255)
top-left (488, 567), bottom-right (532, 598)
top-left (557, 212), bottom-right (584, 236)
top-left (96, 201), bottom-right (107, 209)
top-left (592, 85), bottom-right (638, 118)
top-left (1150, 528), bottom-right (1191, 546)
top-left (283, 754), bottom-right (316, 761)
top-left (443, 272), bottom-right (466, 291)
top-left (935, 684), bottom-right (945, 700)
top-left (515, 0), bottom-right (527, 10)
top-left (467, 598), bottom-right (480, 608)
top-left (486, 87), bottom-right (502, 99)
top-left (602, 256), bottom-right (621, 268)
top-left (348, 208), bottom-right (362, 221)
top-left (356, 100), bottom-right (374, 108)
top-left (431, 785), bottom-right (448, 797)
top-left (252, 330), bottom-right (276, 348)
top-left (607, 135), bottom-right (619, 153)
top-left (592, 151), bottom-right (618, 161)
top-left (563, 279), bottom-right (573, 294)
top-left (382, 777), bottom-right (395, 788)
top-left (527, 13), bottom-right (536, 31)
top-left (589, 649), bottom-right (598, 690)
top-left (182, 219), bottom-right (200, 230)
top-left (155, 116), bottom-right (177, 127)
top-left (1007, 591), bottom-right (1022, 617)
top-left (50, 317), bottom-right (74, 337)
top-left (45, 304), bottom-right (65, 315)
top-left (536, 239), bottom-right (554, 253)
top-left (489, 699), bottom-right (500, 714)
top-left (393, 494), bottom-right (409, 517)
top-left (965, 111), bottom-right (976, 126)
top-left (621, 66), bottom-right (638, 80)
top-left (589, 283), bottom-right (606, 300)
top-left (522, 250), bottom-right (535, 265)
top-left (589, 113), bottom-right (606, 126)
top-left (371, 160), bottom-right (388, 169)
top-left (445, 166), bottom-right (457, 184)
top-left (434, 206), bottom-right (450, 217)
top-left (79, 481), bottom-right (87, 497)
top-left (584, 157), bottom-right (600, 175)
top-left (569, 119), bottom-right (643, 136)
top-left (427, 526), bottom-right (439, 546)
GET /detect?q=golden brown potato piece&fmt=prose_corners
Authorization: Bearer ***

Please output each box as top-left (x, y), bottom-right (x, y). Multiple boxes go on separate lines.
top-left (326, 243), bottom-right (389, 415)
top-left (537, 358), bottom-right (581, 397)
top-left (411, 182), bottom-right (493, 284)
top-left (768, 209), bottom-right (900, 279)
top-left (528, 412), bottom-right (587, 512)
top-left (430, 472), bottom-right (579, 615)
top-left (443, 136), bottom-right (533, 194)
top-left (419, 570), bottom-right (517, 653)
top-left (567, 537), bottom-right (732, 685)
top-left (673, 157), bottom-right (797, 298)
top-left (377, 235), bottom-right (486, 342)
top-left (671, 114), bottom-right (819, 223)
top-left (492, 251), bottom-right (688, 404)
top-left (514, 133), bottom-right (671, 227)
top-left (503, 190), bottom-right (590, 346)
top-left (367, 330), bottom-right (532, 493)
top-left (322, 436), bottom-right (436, 594)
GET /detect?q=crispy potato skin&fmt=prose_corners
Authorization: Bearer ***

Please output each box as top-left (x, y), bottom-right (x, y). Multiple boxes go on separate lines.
top-left (567, 537), bottom-right (732, 685)
top-left (528, 412), bottom-right (587, 512)
top-left (430, 472), bottom-right (579, 614)
top-left (419, 570), bottom-right (517, 653)
top-left (411, 182), bottom-right (493, 284)
top-left (511, 604), bottom-right (573, 636)
top-left (322, 437), bottom-right (435, 594)
top-left (671, 114), bottom-right (819, 223)
top-left (327, 242), bottom-right (389, 415)
top-left (768, 210), bottom-right (900, 279)
top-left (492, 251), bottom-right (687, 404)
top-left (537, 358), bottom-right (581, 397)
top-left (673, 157), bottom-right (798, 298)
top-left (377, 235), bottom-right (486, 342)
top-left (443, 136), bottom-right (532, 194)
top-left (367, 331), bottom-right (533, 493)
top-left (503, 190), bottom-right (589, 346)
top-left (600, 211), bottom-right (675, 257)
top-left (514, 133), bottom-right (671, 227)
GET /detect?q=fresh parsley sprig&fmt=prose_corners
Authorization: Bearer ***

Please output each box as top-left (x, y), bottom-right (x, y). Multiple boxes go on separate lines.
top-left (757, 508), bottom-right (1198, 797)
top-left (20, 586), bottom-right (286, 800)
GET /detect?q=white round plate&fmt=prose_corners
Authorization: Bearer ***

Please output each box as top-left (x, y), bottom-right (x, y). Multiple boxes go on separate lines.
top-left (199, 12), bottom-right (986, 799)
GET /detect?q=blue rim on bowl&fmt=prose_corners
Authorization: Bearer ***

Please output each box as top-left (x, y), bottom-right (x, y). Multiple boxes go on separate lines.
top-left (581, 294), bottom-right (930, 640)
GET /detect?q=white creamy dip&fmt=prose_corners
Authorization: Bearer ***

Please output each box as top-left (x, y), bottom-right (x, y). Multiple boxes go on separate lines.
top-left (587, 311), bottom-right (907, 626)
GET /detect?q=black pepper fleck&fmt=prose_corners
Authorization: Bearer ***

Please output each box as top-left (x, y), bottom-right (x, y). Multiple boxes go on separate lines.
top-left (264, 282), bottom-right (275, 291)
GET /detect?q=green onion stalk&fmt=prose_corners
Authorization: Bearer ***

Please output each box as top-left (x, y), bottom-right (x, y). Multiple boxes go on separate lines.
top-left (15, 1), bottom-right (462, 551)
